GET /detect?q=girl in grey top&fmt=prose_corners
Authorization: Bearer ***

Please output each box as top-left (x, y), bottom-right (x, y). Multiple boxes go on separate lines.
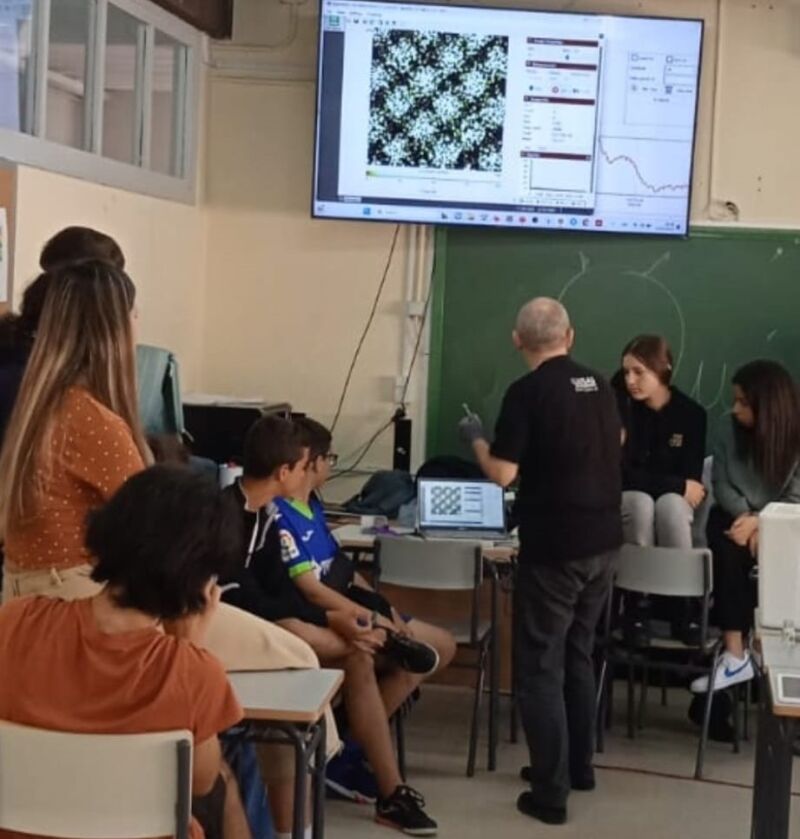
top-left (692, 360), bottom-right (800, 693)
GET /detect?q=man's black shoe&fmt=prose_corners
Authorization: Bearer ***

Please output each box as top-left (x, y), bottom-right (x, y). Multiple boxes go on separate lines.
top-left (519, 766), bottom-right (595, 791)
top-left (516, 792), bottom-right (566, 825)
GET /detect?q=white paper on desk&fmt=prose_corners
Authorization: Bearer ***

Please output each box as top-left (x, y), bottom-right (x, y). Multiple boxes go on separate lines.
top-left (0, 208), bottom-right (8, 304)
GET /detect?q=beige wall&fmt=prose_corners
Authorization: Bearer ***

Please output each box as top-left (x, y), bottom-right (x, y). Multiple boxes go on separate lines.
top-left (11, 0), bottom-right (800, 487)
top-left (201, 0), bottom-right (800, 485)
top-left (203, 77), bottom-right (411, 475)
top-left (12, 165), bottom-right (208, 390)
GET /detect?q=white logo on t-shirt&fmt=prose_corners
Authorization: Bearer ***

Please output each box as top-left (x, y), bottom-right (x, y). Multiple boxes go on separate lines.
top-left (571, 376), bottom-right (598, 393)
top-left (301, 530), bottom-right (314, 543)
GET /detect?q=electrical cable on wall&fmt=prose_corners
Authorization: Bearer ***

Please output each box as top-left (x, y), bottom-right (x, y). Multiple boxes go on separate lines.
top-left (328, 416), bottom-right (396, 482)
top-left (329, 232), bottom-right (436, 481)
top-left (329, 223), bottom-right (401, 433)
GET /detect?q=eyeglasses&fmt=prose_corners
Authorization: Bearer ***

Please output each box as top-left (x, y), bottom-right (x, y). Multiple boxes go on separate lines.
top-left (325, 453), bottom-right (339, 467)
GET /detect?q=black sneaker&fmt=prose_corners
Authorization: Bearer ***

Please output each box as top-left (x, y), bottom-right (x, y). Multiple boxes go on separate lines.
top-left (382, 631), bottom-right (439, 676)
top-left (516, 792), bottom-right (566, 825)
top-left (375, 785), bottom-right (437, 835)
top-left (519, 766), bottom-right (595, 791)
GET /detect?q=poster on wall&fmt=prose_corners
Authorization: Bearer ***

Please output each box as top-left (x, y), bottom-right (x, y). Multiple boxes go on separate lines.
top-left (0, 208), bottom-right (8, 303)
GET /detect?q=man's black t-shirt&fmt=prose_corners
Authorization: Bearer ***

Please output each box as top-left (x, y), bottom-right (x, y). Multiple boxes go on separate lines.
top-left (491, 355), bottom-right (623, 563)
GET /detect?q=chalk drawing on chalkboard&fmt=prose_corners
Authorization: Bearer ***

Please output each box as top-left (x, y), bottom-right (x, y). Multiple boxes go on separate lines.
top-left (768, 330), bottom-right (778, 342)
top-left (689, 360), bottom-right (729, 410)
top-left (556, 250), bottom-right (685, 375)
top-left (556, 251), bottom-right (590, 303)
top-left (771, 248), bottom-right (784, 262)
top-left (621, 254), bottom-right (685, 375)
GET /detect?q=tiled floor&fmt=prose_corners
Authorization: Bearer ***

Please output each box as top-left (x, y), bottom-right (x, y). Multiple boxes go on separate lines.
top-left (327, 683), bottom-right (800, 838)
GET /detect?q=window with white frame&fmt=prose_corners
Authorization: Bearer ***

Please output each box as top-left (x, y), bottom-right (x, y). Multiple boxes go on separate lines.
top-left (0, 0), bottom-right (199, 202)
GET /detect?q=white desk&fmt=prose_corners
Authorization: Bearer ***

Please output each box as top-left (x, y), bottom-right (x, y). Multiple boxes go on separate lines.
top-left (228, 669), bottom-right (343, 839)
top-left (332, 523), bottom-right (519, 563)
top-left (229, 669), bottom-right (343, 723)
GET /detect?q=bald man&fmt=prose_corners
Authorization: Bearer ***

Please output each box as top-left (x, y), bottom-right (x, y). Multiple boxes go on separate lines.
top-left (458, 298), bottom-right (622, 825)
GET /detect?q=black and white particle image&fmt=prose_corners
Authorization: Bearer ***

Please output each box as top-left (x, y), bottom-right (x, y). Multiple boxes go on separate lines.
top-left (367, 30), bottom-right (508, 171)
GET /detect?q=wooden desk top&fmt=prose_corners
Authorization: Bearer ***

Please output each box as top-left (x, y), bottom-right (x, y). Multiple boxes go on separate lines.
top-left (228, 669), bottom-right (344, 724)
top-left (332, 523), bottom-right (517, 563)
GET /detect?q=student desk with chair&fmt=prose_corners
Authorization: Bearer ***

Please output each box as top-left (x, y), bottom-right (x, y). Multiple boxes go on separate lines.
top-left (228, 668), bottom-right (344, 839)
top-left (331, 494), bottom-right (520, 774)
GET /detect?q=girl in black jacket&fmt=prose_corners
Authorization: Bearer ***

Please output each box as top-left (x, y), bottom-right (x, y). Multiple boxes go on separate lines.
top-left (615, 334), bottom-right (708, 549)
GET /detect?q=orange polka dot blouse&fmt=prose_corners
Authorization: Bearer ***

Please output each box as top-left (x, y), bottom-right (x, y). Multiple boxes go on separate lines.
top-left (4, 387), bottom-right (146, 572)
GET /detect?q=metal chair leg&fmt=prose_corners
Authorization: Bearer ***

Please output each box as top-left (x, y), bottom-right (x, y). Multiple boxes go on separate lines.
top-left (510, 696), bottom-right (519, 745)
top-left (467, 644), bottom-right (487, 778)
top-left (731, 686), bottom-right (741, 755)
top-left (638, 663), bottom-right (649, 731)
top-left (627, 663), bottom-right (636, 739)
top-left (743, 680), bottom-right (751, 742)
top-left (695, 644), bottom-right (723, 780)
top-left (606, 667), bottom-right (614, 731)
top-left (488, 578), bottom-right (500, 772)
top-left (510, 560), bottom-right (519, 745)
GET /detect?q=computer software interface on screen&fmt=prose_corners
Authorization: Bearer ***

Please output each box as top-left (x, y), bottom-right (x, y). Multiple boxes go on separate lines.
top-left (313, 1), bottom-right (703, 236)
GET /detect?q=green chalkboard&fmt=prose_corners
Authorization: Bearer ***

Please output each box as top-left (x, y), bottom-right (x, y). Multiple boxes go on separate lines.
top-left (426, 226), bottom-right (800, 458)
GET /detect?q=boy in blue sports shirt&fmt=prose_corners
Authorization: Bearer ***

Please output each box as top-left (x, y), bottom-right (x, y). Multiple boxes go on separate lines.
top-left (236, 416), bottom-right (453, 834)
top-left (275, 417), bottom-right (456, 664)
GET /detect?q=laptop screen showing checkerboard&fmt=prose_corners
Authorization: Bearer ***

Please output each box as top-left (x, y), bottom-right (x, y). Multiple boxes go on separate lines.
top-left (417, 479), bottom-right (505, 531)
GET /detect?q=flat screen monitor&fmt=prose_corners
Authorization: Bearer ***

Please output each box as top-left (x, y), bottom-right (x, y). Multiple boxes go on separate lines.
top-left (312, 1), bottom-right (703, 236)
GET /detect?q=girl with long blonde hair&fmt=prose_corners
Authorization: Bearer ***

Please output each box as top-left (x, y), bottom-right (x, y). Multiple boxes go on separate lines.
top-left (0, 259), bottom-right (150, 600)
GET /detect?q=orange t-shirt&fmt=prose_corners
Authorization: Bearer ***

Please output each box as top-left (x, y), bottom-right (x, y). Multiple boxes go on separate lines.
top-left (0, 596), bottom-right (243, 839)
top-left (4, 387), bottom-right (146, 571)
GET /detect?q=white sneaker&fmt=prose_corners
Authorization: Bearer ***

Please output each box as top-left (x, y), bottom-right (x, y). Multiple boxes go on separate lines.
top-left (691, 652), bottom-right (754, 693)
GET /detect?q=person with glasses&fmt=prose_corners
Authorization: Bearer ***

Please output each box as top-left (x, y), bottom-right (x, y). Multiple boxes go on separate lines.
top-left (277, 418), bottom-right (455, 670)
top-left (223, 415), bottom-right (454, 835)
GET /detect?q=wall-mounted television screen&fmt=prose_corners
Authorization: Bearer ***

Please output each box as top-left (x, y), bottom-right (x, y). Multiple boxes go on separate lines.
top-left (312, 1), bottom-right (703, 236)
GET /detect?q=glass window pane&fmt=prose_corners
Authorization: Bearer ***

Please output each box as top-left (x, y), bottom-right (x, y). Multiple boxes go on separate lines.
top-left (47, 0), bottom-right (90, 149)
top-left (0, 0), bottom-right (33, 133)
top-left (102, 3), bottom-right (141, 165)
top-left (151, 30), bottom-right (185, 177)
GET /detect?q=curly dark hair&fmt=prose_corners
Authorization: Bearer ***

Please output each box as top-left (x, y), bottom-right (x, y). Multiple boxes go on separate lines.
top-left (87, 465), bottom-right (243, 619)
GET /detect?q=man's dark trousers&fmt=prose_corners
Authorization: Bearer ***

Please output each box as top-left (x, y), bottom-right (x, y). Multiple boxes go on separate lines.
top-left (514, 552), bottom-right (614, 808)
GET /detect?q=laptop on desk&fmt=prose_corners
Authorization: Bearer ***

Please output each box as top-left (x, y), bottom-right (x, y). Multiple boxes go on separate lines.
top-left (417, 478), bottom-right (507, 540)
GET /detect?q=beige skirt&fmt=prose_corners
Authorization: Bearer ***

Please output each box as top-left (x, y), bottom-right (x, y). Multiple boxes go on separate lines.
top-left (2, 564), bottom-right (100, 603)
